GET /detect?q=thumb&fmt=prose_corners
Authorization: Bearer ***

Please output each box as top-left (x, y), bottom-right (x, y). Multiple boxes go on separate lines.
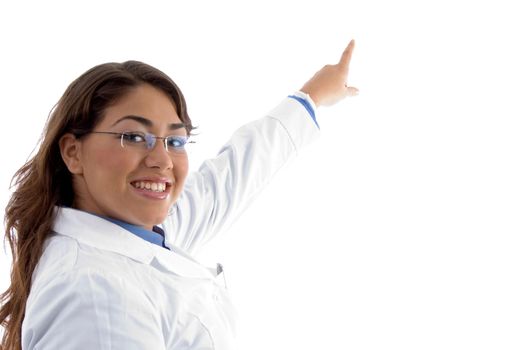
top-left (347, 86), bottom-right (360, 97)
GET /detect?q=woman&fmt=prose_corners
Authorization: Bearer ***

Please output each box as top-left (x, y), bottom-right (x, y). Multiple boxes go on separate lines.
top-left (1, 40), bottom-right (358, 349)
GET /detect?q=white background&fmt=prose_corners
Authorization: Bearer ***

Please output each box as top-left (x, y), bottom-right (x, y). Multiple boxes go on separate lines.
top-left (1, 0), bottom-right (525, 349)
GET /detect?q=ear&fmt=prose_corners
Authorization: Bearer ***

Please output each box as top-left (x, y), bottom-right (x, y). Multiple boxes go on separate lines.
top-left (59, 133), bottom-right (84, 174)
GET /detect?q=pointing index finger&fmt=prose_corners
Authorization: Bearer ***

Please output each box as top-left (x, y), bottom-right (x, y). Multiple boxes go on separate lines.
top-left (338, 39), bottom-right (355, 70)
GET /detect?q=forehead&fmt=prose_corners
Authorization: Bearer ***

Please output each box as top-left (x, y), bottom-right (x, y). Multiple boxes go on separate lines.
top-left (100, 84), bottom-right (182, 128)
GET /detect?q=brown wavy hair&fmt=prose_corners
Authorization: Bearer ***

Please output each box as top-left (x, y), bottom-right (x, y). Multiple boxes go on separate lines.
top-left (0, 61), bottom-right (193, 350)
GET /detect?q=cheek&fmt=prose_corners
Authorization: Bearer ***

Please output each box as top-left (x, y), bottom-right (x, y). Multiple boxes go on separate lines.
top-left (83, 147), bottom-right (140, 189)
top-left (175, 155), bottom-right (189, 177)
top-left (171, 155), bottom-right (190, 195)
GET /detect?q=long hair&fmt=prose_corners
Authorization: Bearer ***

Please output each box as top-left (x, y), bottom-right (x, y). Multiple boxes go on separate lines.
top-left (0, 61), bottom-right (193, 350)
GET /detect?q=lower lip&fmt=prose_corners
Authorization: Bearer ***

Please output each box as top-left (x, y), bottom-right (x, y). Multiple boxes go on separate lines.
top-left (130, 184), bottom-right (170, 200)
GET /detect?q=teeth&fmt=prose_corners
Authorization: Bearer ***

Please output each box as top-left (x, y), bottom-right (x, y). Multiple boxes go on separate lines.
top-left (132, 181), bottom-right (167, 192)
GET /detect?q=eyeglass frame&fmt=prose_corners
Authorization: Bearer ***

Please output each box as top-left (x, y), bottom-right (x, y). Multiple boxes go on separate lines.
top-left (83, 130), bottom-right (195, 154)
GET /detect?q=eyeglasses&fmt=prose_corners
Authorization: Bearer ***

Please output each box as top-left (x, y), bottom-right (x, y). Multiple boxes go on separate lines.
top-left (88, 131), bottom-right (194, 154)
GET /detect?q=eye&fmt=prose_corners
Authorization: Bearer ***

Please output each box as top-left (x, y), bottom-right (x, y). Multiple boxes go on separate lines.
top-left (166, 135), bottom-right (188, 149)
top-left (122, 132), bottom-right (146, 144)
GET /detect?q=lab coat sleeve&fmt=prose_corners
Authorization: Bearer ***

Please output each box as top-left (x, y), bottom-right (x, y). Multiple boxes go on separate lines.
top-left (22, 268), bottom-right (165, 350)
top-left (163, 97), bottom-right (320, 255)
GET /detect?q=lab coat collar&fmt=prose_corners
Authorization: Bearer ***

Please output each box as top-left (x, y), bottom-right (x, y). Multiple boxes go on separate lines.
top-left (52, 206), bottom-right (215, 279)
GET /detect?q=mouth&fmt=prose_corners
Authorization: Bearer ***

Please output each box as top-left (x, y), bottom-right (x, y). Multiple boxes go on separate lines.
top-left (130, 180), bottom-right (171, 192)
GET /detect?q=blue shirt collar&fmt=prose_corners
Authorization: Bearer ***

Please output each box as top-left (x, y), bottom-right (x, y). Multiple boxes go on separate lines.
top-left (89, 213), bottom-right (170, 250)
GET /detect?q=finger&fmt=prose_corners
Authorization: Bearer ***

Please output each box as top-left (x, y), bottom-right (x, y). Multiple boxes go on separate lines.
top-left (346, 86), bottom-right (359, 97)
top-left (338, 39), bottom-right (355, 70)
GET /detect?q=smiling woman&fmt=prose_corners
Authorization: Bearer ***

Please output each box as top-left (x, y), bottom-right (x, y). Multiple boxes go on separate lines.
top-left (0, 41), bottom-right (359, 350)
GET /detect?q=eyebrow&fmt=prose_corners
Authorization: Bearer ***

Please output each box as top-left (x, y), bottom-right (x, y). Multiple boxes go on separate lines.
top-left (112, 115), bottom-right (187, 130)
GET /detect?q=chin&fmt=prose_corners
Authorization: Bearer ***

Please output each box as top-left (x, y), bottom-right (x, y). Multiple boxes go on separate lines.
top-left (142, 210), bottom-right (170, 227)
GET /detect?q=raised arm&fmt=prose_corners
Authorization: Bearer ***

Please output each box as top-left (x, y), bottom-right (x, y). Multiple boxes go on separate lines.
top-left (162, 40), bottom-right (359, 254)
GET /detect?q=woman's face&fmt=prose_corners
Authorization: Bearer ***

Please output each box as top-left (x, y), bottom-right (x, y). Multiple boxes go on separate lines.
top-left (64, 83), bottom-right (189, 229)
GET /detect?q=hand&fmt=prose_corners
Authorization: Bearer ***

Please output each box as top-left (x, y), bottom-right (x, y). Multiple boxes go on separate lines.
top-left (300, 39), bottom-right (359, 107)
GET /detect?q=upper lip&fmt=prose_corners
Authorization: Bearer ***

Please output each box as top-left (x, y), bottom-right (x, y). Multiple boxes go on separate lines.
top-left (130, 177), bottom-right (173, 186)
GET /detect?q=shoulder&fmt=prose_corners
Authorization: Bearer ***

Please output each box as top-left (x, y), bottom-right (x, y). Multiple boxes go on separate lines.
top-left (31, 233), bottom-right (151, 298)
top-left (27, 248), bottom-right (155, 323)
top-left (31, 233), bottom-right (79, 287)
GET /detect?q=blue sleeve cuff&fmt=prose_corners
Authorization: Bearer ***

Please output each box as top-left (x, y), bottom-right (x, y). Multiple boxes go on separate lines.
top-left (287, 94), bottom-right (319, 129)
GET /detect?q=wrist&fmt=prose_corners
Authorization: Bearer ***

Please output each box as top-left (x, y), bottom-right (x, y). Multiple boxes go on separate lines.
top-left (298, 89), bottom-right (319, 108)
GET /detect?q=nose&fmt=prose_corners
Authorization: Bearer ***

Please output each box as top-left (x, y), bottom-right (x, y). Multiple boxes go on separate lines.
top-left (144, 139), bottom-right (173, 170)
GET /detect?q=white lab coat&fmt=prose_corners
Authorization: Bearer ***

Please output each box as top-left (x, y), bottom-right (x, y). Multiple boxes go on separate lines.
top-left (21, 96), bottom-right (320, 349)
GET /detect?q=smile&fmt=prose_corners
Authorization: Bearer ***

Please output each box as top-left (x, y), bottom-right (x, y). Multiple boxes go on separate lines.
top-left (131, 181), bottom-right (168, 193)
